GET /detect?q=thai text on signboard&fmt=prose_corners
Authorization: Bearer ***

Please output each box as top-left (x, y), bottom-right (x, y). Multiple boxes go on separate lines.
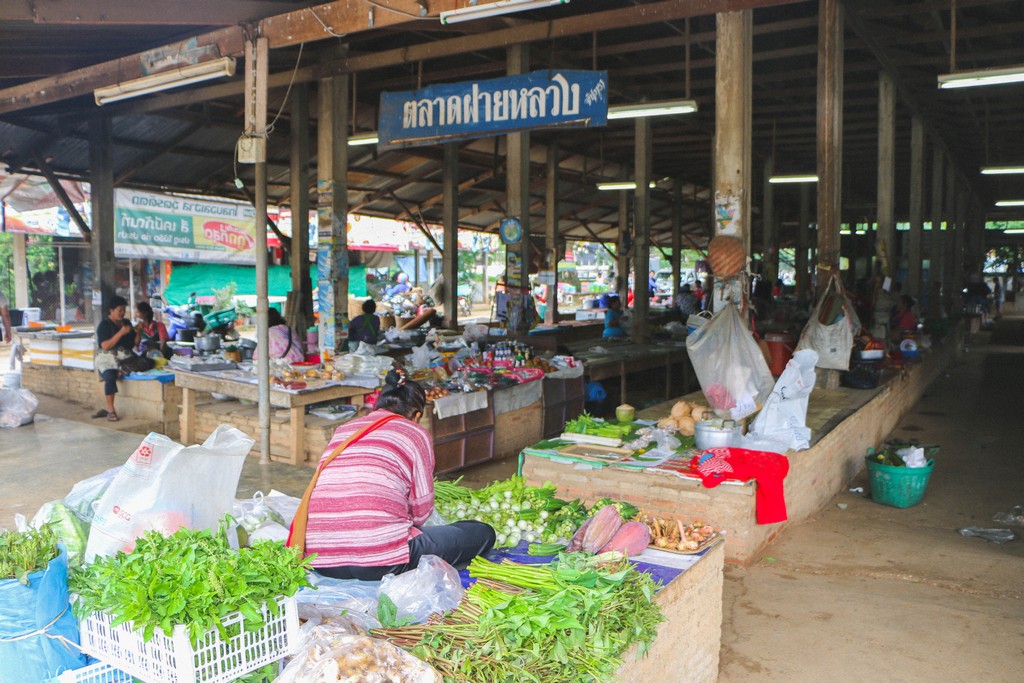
top-left (379, 70), bottom-right (608, 148)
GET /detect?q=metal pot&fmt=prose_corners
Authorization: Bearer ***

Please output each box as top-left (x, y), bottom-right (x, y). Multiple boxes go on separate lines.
top-left (238, 337), bottom-right (257, 360)
top-left (694, 418), bottom-right (742, 451)
top-left (194, 334), bottom-right (221, 353)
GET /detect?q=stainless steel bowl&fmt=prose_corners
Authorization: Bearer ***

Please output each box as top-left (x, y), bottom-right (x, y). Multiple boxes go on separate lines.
top-left (194, 334), bottom-right (221, 353)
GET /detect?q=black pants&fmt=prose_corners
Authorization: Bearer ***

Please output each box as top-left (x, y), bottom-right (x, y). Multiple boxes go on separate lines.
top-left (100, 369), bottom-right (119, 396)
top-left (315, 520), bottom-right (496, 581)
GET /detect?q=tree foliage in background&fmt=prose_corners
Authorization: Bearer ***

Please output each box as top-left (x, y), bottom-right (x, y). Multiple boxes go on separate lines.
top-left (0, 233), bottom-right (56, 301)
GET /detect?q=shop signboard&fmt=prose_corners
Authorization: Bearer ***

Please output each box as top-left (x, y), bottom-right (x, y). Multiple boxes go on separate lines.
top-left (114, 188), bottom-right (258, 264)
top-left (378, 70), bottom-right (608, 149)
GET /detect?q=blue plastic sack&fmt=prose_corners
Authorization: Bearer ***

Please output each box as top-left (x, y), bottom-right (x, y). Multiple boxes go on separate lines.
top-left (0, 546), bottom-right (86, 681)
top-left (585, 381), bottom-right (607, 402)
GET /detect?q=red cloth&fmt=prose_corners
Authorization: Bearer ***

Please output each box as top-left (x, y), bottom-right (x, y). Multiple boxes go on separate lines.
top-left (689, 447), bottom-right (790, 524)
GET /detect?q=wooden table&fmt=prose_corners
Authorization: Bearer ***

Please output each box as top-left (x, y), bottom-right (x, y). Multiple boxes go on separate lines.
top-left (174, 370), bottom-right (369, 465)
top-left (568, 341), bottom-right (692, 404)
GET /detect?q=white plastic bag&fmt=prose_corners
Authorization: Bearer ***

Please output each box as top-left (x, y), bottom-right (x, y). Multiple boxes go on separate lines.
top-left (744, 349), bottom-right (819, 453)
top-left (898, 446), bottom-right (928, 468)
top-left (796, 275), bottom-right (860, 370)
top-left (378, 555), bottom-right (464, 624)
top-left (685, 303), bottom-right (774, 420)
top-left (85, 424), bottom-right (253, 561)
top-left (0, 387), bottom-right (38, 428)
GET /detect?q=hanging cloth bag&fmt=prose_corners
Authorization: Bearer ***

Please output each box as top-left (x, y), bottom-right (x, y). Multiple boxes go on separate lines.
top-left (286, 413), bottom-right (400, 556)
top-left (796, 272), bottom-right (861, 370)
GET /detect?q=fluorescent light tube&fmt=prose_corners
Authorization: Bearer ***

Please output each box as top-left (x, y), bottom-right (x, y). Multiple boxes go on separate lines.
top-left (94, 57), bottom-right (236, 106)
top-left (981, 166), bottom-right (1024, 175)
top-left (937, 65), bottom-right (1024, 89)
top-left (348, 132), bottom-right (379, 146)
top-left (995, 200), bottom-right (1024, 207)
top-left (607, 99), bottom-right (698, 120)
top-left (440, 0), bottom-right (569, 25)
top-left (769, 175), bottom-right (819, 184)
top-left (1004, 229), bottom-right (1024, 234)
top-left (596, 181), bottom-right (657, 191)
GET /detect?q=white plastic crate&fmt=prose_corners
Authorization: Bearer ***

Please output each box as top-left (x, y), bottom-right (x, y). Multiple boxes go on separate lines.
top-left (78, 595), bottom-right (297, 683)
top-left (56, 661), bottom-right (135, 683)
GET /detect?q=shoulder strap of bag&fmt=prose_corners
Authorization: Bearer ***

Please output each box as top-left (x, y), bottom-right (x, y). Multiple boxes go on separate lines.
top-left (280, 326), bottom-right (295, 359)
top-left (286, 413), bottom-right (400, 556)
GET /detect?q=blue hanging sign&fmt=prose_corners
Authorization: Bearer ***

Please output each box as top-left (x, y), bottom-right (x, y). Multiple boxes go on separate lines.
top-left (378, 69), bottom-right (608, 149)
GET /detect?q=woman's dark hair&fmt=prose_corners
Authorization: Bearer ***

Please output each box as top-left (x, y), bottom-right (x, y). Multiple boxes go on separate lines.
top-left (106, 295), bottom-right (128, 312)
top-left (267, 307), bottom-right (287, 327)
top-left (136, 301), bottom-right (154, 322)
top-left (362, 299), bottom-right (377, 314)
top-left (377, 368), bottom-right (426, 420)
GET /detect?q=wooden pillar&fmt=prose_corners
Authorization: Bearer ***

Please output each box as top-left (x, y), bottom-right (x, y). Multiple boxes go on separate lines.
top-left (876, 71), bottom-right (895, 279)
top-left (12, 233), bottom-right (29, 308)
top-left (714, 9), bottom-right (753, 311)
top-left (672, 180), bottom-right (683, 301)
top-left (762, 155), bottom-right (776, 283)
top-left (544, 143), bottom-right (560, 324)
top-left (815, 0), bottom-right (843, 301)
top-left (943, 162), bottom-right (956, 313)
top-left (796, 183), bottom-right (810, 301)
top-left (616, 188), bottom-right (630, 304)
top-left (633, 117), bottom-right (652, 341)
top-left (289, 83), bottom-right (312, 336)
top-left (928, 147), bottom-right (944, 317)
top-left (317, 75), bottom-right (349, 356)
top-left (505, 45), bottom-right (530, 306)
top-left (89, 117), bottom-right (115, 321)
top-left (442, 143), bottom-right (459, 330)
top-left (953, 185), bottom-right (968, 310)
top-left (907, 115), bottom-right (925, 299)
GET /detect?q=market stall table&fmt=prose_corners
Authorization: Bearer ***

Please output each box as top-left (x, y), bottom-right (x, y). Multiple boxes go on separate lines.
top-left (566, 339), bottom-right (692, 405)
top-left (174, 369), bottom-right (371, 465)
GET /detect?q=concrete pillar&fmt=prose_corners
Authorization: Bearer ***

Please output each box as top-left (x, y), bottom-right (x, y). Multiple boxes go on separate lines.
top-left (633, 117), bottom-right (652, 342)
top-left (442, 143), bottom-right (459, 330)
top-left (617, 188), bottom-right (630, 304)
top-left (876, 71), bottom-right (895, 278)
top-left (12, 232), bottom-right (29, 308)
top-left (944, 162), bottom-right (956, 313)
top-left (796, 183), bottom-right (810, 301)
top-left (316, 74), bottom-right (349, 356)
top-left (762, 155), bottom-right (776, 283)
top-left (289, 83), bottom-right (312, 334)
top-left (815, 0), bottom-right (843, 301)
top-left (544, 143), bottom-right (560, 324)
top-left (672, 181), bottom-right (683, 301)
top-left (505, 44), bottom-right (530, 302)
top-left (928, 148), bottom-right (944, 317)
top-left (907, 115), bottom-right (925, 299)
top-left (89, 117), bottom-right (116, 321)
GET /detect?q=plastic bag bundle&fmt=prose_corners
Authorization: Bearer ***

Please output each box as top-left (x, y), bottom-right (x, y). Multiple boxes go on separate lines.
top-left (0, 386), bottom-right (38, 428)
top-left (378, 556), bottom-right (464, 625)
top-left (744, 349), bottom-right (819, 453)
top-left (796, 274), bottom-right (861, 370)
top-left (85, 425), bottom-right (253, 561)
top-left (276, 628), bottom-right (441, 683)
top-left (30, 502), bottom-right (89, 567)
top-left (685, 303), bottom-right (774, 420)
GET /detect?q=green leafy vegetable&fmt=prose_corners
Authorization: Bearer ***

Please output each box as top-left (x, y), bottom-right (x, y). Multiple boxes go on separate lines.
top-left (69, 518), bottom-right (312, 646)
top-left (0, 524), bottom-right (60, 585)
top-left (377, 593), bottom-right (417, 628)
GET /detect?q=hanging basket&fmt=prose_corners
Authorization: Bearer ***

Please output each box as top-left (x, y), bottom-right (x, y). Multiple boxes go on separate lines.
top-left (708, 235), bottom-right (745, 277)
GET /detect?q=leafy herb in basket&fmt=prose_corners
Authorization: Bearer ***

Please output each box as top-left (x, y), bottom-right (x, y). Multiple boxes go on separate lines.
top-left (69, 519), bottom-right (312, 646)
top-left (0, 525), bottom-right (59, 585)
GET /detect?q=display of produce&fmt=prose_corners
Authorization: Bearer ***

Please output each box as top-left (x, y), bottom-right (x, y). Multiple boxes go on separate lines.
top-left (654, 399), bottom-right (707, 437)
top-left (1, 524), bottom-right (59, 585)
top-left (636, 512), bottom-right (719, 553)
top-left (373, 552), bottom-right (664, 683)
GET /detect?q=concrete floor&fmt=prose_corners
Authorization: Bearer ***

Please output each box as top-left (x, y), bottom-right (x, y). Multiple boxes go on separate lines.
top-left (2, 319), bottom-right (1022, 681)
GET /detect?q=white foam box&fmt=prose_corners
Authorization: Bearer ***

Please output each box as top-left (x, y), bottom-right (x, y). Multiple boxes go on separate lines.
top-left (62, 337), bottom-right (96, 370)
top-left (28, 338), bottom-right (61, 365)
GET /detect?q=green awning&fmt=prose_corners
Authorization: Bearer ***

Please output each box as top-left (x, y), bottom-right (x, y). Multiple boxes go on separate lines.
top-left (163, 263), bottom-right (367, 306)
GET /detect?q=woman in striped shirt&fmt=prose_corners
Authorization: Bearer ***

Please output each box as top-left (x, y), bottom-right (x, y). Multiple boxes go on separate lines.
top-left (305, 369), bottom-right (495, 580)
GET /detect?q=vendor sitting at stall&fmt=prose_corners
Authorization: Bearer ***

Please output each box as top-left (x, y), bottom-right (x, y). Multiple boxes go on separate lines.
top-left (253, 307), bottom-right (304, 362)
top-left (299, 369), bottom-right (496, 580)
top-left (348, 299), bottom-right (382, 345)
top-left (94, 295), bottom-right (135, 422)
top-left (134, 301), bottom-right (170, 358)
top-left (603, 296), bottom-right (627, 339)
top-left (890, 294), bottom-right (918, 340)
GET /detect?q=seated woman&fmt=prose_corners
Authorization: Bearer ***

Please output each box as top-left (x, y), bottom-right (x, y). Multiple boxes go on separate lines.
top-left (603, 296), bottom-right (627, 339)
top-left (890, 295), bottom-right (918, 340)
top-left (348, 299), bottom-right (382, 345)
top-left (253, 308), bottom-right (305, 362)
top-left (300, 369), bottom-right (496, 580)
top-left (134, 301), bottom-right (170, 357)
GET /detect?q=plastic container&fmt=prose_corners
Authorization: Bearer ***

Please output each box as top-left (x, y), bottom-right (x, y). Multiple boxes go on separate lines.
top-left (56, 662), bottom-right (135, 683)
top-left (764, 332), bottom-right (796, 376)
top-left (77, 596), bottom-right (297, 683)
top-left (865, 457), bottom-right (935, 508)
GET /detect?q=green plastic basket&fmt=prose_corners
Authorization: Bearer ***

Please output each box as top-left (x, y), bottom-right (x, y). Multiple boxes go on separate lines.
top-left (865, 457), bottom-right (935, 508)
